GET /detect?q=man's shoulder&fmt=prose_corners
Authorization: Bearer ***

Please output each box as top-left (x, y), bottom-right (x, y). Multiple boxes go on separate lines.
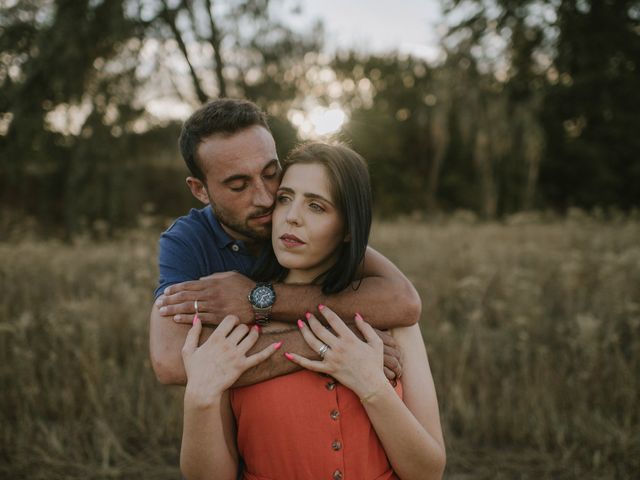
top-left (164, 206), bottom-right (215, 237)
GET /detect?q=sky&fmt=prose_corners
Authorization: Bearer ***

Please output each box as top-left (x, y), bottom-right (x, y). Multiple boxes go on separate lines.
top-left (276, 0), bottom-right (444, 62)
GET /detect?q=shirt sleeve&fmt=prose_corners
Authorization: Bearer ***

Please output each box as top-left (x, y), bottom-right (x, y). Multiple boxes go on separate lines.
top-left (153, 223), bottom-right (205, 300)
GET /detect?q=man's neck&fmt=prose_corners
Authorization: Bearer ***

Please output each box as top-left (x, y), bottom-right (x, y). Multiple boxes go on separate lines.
top-left (218, 223), bottom-right (263, 256)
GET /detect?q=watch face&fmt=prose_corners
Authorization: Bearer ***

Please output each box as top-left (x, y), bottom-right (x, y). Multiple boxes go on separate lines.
top-left (251, 285), bottom-right (275, 308)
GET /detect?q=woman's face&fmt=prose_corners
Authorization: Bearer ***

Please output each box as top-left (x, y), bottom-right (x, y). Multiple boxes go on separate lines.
top-left (272, 162), bottom-right (347, 284)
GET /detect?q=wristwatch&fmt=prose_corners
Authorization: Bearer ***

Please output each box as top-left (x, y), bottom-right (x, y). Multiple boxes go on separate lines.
top-left (248, 283), bottom-right (276, 326)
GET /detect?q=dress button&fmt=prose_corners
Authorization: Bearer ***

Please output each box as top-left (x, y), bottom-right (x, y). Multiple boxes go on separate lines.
top-left (326, 381), bottom-right (336, 391)
top-left (330, 409), bottom-right (340, 420)
top-left (332, 440), bottom-right (342, 451)
top-left (333, 469), bottom-right (343, 480)
top-left (231, 244), bottom-right (240, 252)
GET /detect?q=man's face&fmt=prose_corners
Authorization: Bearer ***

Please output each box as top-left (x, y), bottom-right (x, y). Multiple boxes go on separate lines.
top-left (190, 125), bottom-right (280, 244)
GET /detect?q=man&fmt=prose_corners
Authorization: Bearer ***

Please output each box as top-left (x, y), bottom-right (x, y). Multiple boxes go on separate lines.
top-left (150, 98), bottom-right (421, 387)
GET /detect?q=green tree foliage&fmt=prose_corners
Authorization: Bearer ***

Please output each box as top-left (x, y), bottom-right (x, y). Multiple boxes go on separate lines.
top-left (541, 0), bottom-right (640, 209)
top-left (0, 0), bottom-right (318, 235)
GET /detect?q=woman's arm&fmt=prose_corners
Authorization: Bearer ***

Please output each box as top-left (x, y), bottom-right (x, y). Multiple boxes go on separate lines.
top-left (179, 315), bottom-right (281, 480)
top-left (181, 391), bottom-right (237, 480)
top-left (359, 324), bottom-right (446, 480)
top-left (285, 307), bottom-right (446, 480)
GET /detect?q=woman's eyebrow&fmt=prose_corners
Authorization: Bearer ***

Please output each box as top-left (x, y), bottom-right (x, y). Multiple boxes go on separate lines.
top-left (278, 186), bottom-right (335, 207)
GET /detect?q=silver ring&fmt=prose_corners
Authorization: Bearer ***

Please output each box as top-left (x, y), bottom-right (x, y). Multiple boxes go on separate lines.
top-left (318, 343), bottom-right (330, 359)
top-left (194, 299), bottom-right (199, 315)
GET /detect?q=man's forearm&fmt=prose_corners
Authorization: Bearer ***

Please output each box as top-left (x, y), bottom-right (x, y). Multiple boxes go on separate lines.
top-left (150, 304), bottom-right (311, 386)
top-left (233, 323), bottom-right (314, 387)
top-left (270, 247), bottom-right (421, 330)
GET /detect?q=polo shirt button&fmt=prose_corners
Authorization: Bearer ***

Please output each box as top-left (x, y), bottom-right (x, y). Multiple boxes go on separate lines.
top-left (330, 409), bottom-right (340, 420)
top-left (326, 381), bottom-right (336, 391)
top-left (231, 244), bottom-right (240, 252)
top-left (333, 469), bottom-right (343, 480)
top-left (331, 440), bottom-right (342, 451)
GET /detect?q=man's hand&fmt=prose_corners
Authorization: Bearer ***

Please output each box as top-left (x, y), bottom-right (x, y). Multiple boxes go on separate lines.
top-left (376, 328), bottom-right (403, 382)
top-left (156, 271), bottom-right (255, 325)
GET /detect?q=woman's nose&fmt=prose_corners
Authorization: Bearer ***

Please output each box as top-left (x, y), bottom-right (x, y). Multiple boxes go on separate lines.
top-left (285, 203), bottom-right (301, 225)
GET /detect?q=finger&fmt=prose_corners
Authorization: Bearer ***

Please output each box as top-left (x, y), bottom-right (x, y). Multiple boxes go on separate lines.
top-left (173, 312), bottom-right (220, 325)
top-left (158, 301), bottom-right (196, 316)
top-left (297, 317), bottom-right (331, 353)
top-left (384, 366), bottom-right (396, 381)
top-left (375, 328), bottom-right (398, 350)
top-left (227, 323), bottom-right (250, 345)
top-left (383, 343), bottom-right (401, 360)
top-left (214, 314), bottom-right (240, 338)
top-left (305, 314), bottom-right (338, 348)
top-left (284, 352), bottom-right (331, 374)
top-left (164, 280), bottom-right (207, 295)
top-left (245, 341), bottom-right (281, 368)
top-left (384, 353), bottom-right (402, 379)
top-left (182, 315), bottom-right (202, 358)
top-left (237, 326), bottom-right (261, 354)
top-left (317, 305), bottom-right (351, 337)
top-left (354, 313), bottom-right (380, 344)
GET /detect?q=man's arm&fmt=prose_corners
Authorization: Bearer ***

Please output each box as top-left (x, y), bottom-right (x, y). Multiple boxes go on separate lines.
top-left (272, 247), bottom-right (420, 329)
top-left (158, 247), bottom-right (421, 329)
top-left (150, 307), bottom-right (403, 386)
top-left (149, 304), bottom-right (307, 385)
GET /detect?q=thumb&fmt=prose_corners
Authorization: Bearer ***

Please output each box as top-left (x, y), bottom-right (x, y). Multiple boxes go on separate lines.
top-left (182, 314), bottom-right (202, 359)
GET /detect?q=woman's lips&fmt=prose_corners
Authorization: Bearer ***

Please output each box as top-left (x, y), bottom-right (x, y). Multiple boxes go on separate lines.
top-left (280, 233), bottom-right (305, 247)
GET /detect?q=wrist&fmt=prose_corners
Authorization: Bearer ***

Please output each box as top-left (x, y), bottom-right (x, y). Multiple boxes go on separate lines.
top-left (184, 385), bottom-right (224, 410)
top-left (357, 376), bottom-right (391, 404)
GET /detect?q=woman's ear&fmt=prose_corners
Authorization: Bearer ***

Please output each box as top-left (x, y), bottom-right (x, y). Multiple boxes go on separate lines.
top-left (186, 177), bottom-right (210, 205)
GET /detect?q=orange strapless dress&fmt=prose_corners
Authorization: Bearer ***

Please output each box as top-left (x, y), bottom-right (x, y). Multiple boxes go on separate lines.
top-left (231, 370), bottom-right (402, 480)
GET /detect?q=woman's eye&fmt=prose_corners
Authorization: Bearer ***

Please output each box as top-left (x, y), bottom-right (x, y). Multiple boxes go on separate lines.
top-left (309, 203), bottom-right (324, 212)
top-left (277, 195), bottom-right (291, 203)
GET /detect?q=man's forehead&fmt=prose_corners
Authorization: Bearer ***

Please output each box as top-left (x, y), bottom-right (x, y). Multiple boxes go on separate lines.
top-left (197, 126), bottom-right (278, 177)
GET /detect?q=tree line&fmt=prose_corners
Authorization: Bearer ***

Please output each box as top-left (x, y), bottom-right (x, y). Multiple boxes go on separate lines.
top-left (1, 0), bottom-right (638, 236)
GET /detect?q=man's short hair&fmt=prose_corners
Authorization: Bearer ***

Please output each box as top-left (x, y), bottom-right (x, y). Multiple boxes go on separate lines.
top-left (179, 98), bottom-right (271, 181)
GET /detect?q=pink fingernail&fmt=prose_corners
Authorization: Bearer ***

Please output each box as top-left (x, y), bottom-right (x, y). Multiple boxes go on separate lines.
top-left (297, 319), bottom-right (305, 329)
top-left (284, 352), bottom-right (294, 361)
top-left (193, 314), bottom-right (200, 325)
top-left (318, 304), bottom-right (325, 311)
top-left (305, 312), bottom-right (311, 320)
top-left (355, 312), bottom-right (363, 322)
top-left (274, 341), bottom-right (283, 350)
top-left (254, 325), bottom-right (261, 333)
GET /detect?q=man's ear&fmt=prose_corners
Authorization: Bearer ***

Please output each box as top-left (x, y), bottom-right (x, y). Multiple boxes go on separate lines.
top-left (186, 177), bottom-right (210, 205)
top-left (344, 231), bottom-right (351, 242)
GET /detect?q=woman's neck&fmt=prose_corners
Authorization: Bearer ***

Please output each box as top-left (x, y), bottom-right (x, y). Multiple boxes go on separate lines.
top-left (283, 269), bottom-right (320, 285)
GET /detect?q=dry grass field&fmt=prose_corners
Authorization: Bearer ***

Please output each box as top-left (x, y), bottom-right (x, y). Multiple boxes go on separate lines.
top-left (1, 214), bottom-right (639, 479)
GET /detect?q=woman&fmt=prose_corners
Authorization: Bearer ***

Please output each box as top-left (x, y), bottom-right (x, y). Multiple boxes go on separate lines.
top-left (179, 143), bottom-right (446, 480)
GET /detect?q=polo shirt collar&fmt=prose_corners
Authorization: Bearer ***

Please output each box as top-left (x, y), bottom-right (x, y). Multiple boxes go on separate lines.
top-left (204, 206), bottom-right (250, 253)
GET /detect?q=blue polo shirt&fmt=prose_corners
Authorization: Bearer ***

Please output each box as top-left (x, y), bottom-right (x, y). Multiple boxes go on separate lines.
top-left (154, 207), bottom-right (259, 300)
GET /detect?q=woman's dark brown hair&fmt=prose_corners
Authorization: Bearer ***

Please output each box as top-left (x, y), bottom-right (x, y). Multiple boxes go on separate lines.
top-left (253, 142), bottom-right (372, 294)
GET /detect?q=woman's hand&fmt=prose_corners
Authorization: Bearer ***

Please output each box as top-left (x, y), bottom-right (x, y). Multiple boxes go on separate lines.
top-left (182, 314), bottom-right (282, 406)
top-left (284, 305), bottom-right (389, 400)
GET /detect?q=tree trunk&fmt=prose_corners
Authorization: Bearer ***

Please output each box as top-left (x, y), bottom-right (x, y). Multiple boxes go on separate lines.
top-left (425, 106), bottom-right (449, 213)
top-left (204, 0), bottom-right (227, 97)
top-left (161, 1), bottom-right (208, 104)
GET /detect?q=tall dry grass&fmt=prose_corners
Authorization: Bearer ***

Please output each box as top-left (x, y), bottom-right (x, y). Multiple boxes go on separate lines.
top-left (1, 216), bottom-right (639, 479)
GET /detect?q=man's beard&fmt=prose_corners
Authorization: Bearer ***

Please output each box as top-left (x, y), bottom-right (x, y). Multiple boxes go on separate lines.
top-left (210, 201), bottom-right (271, 242)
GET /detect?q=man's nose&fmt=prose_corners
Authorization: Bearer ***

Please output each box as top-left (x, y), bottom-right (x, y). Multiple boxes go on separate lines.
top-left (253, 180), bottom-right (275, 208)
